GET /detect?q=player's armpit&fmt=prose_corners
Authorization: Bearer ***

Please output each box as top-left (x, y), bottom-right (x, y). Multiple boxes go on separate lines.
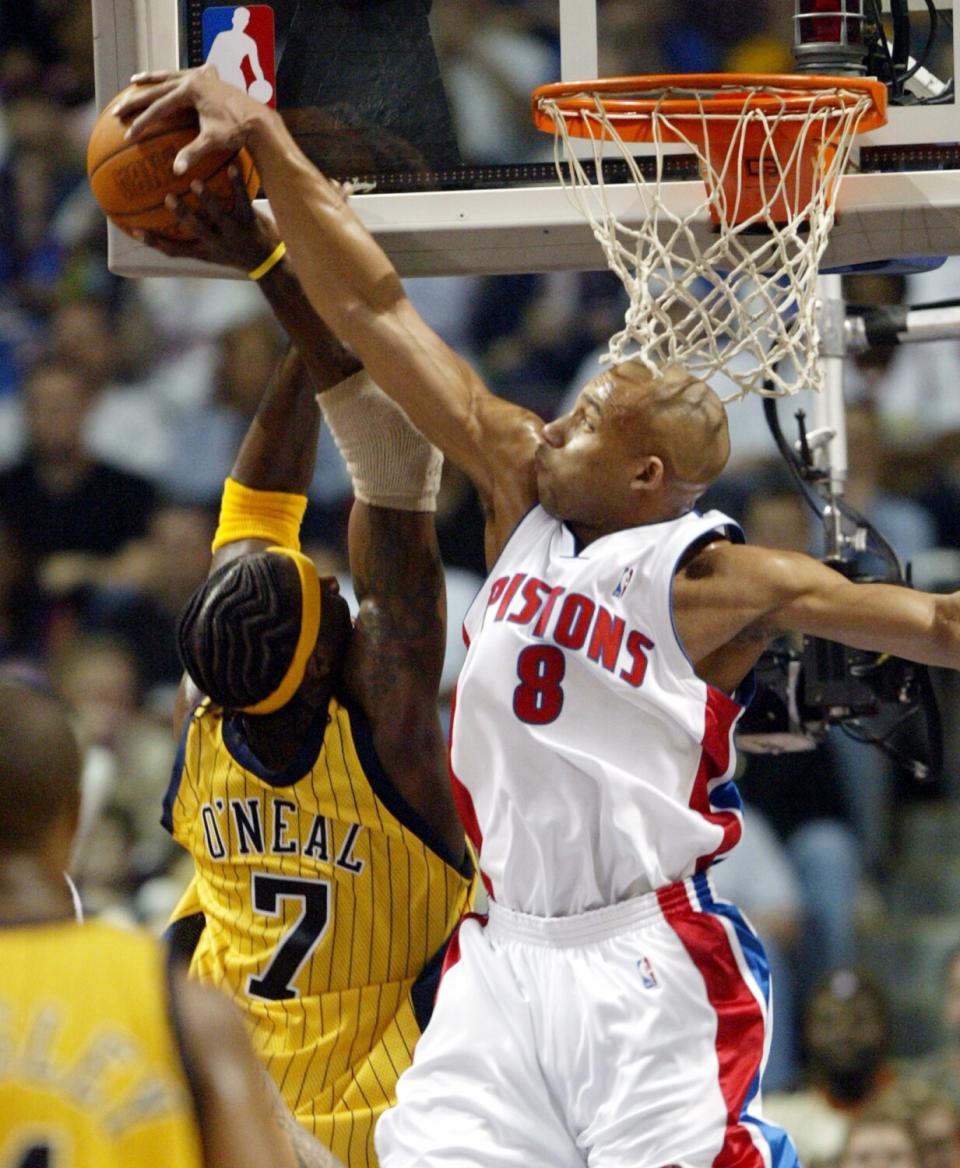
top-left (672, 540), bottom-right (804, 663)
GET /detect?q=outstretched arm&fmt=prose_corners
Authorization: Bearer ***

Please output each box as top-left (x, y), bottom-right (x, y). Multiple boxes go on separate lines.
top-left (116, 70), bottom-right (542, 554)
top-left (673, 540), bottom-right (960, 692)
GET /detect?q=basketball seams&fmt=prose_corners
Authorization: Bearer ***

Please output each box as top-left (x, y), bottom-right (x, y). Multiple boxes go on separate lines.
top-left (90, 140), bottom-right (242, 216)
top-left (87, 118), bottom-right (202, 180)
top-left (104, 150), bottom-right (244, 218)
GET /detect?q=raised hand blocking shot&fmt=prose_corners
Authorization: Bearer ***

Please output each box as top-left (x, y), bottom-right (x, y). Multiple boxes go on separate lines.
top-left (87, 81), bottom-right (259, 241)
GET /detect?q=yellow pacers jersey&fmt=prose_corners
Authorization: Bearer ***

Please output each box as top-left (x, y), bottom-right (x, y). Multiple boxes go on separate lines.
top-left (163, 694), bottom-right (474, 1168)
top-left (0, 919), bottom-right (204, 1168)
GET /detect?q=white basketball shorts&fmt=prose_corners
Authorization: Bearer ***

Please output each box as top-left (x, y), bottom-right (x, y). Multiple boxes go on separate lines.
top-left (376, 871), bottom-right (800, 1168)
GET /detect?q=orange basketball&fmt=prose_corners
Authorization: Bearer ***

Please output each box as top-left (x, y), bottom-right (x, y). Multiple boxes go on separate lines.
top-left (87, 83), bottom-right (260, 241)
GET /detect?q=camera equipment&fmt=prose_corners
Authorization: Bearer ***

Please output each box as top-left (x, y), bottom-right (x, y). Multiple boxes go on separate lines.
top-left (734, 392), bottom-right (943, 780)
top-left (794, 0), bottom-right (953, 105)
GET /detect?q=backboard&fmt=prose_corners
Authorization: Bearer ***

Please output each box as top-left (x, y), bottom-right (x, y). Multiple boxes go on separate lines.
top-left (90, 0), bottom-right (960, 278)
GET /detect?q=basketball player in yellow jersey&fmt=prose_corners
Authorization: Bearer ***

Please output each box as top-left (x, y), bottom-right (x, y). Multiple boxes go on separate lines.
top-left (141, 177), bottom-right (474, 1167)
top-left (0, 678), bottom-right (345, 1168)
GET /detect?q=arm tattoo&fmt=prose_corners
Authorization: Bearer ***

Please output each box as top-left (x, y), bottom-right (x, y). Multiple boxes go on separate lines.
top-left (353, 511), bottom-right (445, 703)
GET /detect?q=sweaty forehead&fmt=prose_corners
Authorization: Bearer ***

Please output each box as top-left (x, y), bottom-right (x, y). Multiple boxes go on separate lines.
top-left (584, 368), bottom-right (650, 410)
top-left (597, 367), bottom-right (668, 422)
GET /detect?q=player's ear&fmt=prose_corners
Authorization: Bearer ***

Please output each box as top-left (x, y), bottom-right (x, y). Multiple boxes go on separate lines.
top-left (300, 633), bottom-right (339, 699)
top-left (630, 456), bottom-right (664, 492)
top-left (56, 796), bottom-right (82, 872)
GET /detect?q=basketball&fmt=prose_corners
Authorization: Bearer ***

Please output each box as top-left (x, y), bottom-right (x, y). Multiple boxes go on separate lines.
top-left (86, 83), bottom-right (260, 241)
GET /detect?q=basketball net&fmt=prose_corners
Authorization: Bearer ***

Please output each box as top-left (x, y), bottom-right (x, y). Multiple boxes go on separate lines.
top-left (534, 78), bottom-right (884, 399)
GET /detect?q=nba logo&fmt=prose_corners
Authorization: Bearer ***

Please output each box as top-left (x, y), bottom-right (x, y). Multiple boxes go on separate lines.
top-left (637, 956), bottom-right (658, 989)
top-left (202, 6), bottom-right (277, 108)
top-left (613, 565), bottom-right (635, 598)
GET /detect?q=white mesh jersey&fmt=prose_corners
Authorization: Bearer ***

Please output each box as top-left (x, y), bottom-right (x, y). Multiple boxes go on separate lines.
top-left (450, 504), bottom-right (749, 917)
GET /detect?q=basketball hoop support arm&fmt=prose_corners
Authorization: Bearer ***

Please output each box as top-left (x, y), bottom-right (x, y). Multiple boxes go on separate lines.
top-left (814, 273), bottom-right (849, 559)
top-left (811, 282), bottom-right (960, 563)
top-left (844, 303), bottom-right (960, 350)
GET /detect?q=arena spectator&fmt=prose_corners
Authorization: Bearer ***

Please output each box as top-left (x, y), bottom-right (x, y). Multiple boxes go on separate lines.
top-left (50, 631), bottom-right (178, 900)
top-left (158, 312), bottom-right (352, 545)
top-left (891, 1080), bottom-right (960, 1168)
top-left (84, 500), bottom-right (217, 705)
top-left (840, 1110), bottom-right (921, 1168)
top-left (0, 502), bottom-right (71, 678)
top-left (159, 313), bottom-right (284, 504)
top-left (0, 93), bottom-right (87, 311)
top-left (0, 358), bottom-right (158, 600)
top-left (913, 1093), bottom-right (960, 1168)
top-left (766, 968), bottom-right (900, 1167)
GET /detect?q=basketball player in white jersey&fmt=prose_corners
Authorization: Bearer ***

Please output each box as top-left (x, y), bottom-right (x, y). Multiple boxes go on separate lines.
top-left (118, 69), bottom-right (960, 1167)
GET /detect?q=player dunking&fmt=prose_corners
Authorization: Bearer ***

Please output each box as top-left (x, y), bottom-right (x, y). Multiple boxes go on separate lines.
top-left (119, 68), bottom-right (960, 1166)
top-left (136, 178), bottom-right (473, 1167)
top-left (0, 679), bottom-right (344, 1168)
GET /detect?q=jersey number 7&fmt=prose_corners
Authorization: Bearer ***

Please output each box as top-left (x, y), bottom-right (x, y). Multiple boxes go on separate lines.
top-left (246, 873), bottom-right (331, 1001)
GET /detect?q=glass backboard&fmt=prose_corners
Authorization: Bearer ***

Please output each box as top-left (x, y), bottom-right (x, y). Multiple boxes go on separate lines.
top-left (91, 0), bottom-right (960, 278)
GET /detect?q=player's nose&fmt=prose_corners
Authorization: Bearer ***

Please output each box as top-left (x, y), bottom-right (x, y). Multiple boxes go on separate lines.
top-left (541, 417), bottom-right (566, 448)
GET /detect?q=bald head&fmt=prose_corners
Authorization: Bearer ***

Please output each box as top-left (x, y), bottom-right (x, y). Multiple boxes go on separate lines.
top-left (0, 681), bottom-right (81, 854)
top-left (538, 357), bottom-right (731, 540)
top-left (602, 359), bottom-right (730, 488)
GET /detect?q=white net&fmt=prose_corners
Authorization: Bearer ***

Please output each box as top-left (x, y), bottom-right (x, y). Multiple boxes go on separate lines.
top-left (536, 80), bottom-right (879, 400)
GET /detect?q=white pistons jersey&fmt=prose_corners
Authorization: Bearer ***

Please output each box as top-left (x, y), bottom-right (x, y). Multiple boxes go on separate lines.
top-left (451, 504), bottom-right (748, 916)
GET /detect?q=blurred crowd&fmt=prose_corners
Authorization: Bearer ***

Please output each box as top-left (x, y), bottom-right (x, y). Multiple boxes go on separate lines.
top-left (4, 3), bottom-right (960, 1164)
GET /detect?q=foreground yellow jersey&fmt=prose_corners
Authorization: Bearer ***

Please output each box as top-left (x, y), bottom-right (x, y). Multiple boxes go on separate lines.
top-left (164, 694), bottom-right (474, 1168)
top-left (0, 919), bottom-right (204, 1168)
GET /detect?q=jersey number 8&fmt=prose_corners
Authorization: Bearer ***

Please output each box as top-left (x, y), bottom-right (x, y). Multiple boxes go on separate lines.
top-left (513, 645), bottom-right (566, 725)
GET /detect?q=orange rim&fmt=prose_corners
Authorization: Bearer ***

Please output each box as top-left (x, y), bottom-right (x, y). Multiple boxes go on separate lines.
top-left (532, 72), bottom-right (888, 140)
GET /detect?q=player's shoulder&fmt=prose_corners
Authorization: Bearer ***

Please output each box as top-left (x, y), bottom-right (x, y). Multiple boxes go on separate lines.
top-left (678, 536), bottom-right (819, 597)
top-left (678, 535), bottom-right (744, 575)
top-left (76, 915), bottom-right (159, 953)
top-left (49, 918), bottom-right (168, 989)
top-left (183, 694), bottom-right (219, 728)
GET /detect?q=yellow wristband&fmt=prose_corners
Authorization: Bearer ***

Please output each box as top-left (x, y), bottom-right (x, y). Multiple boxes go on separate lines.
top-left (247, 240), bottom-right (287, 281)
top-left (211, 477), bottom-right (308, 552)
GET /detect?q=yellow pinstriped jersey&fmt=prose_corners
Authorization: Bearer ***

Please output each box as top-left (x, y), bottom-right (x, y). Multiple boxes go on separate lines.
top-left (0, 920), bottom-right (204, 1168)
top-left (163, 694), bottom-right (474, 1168)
